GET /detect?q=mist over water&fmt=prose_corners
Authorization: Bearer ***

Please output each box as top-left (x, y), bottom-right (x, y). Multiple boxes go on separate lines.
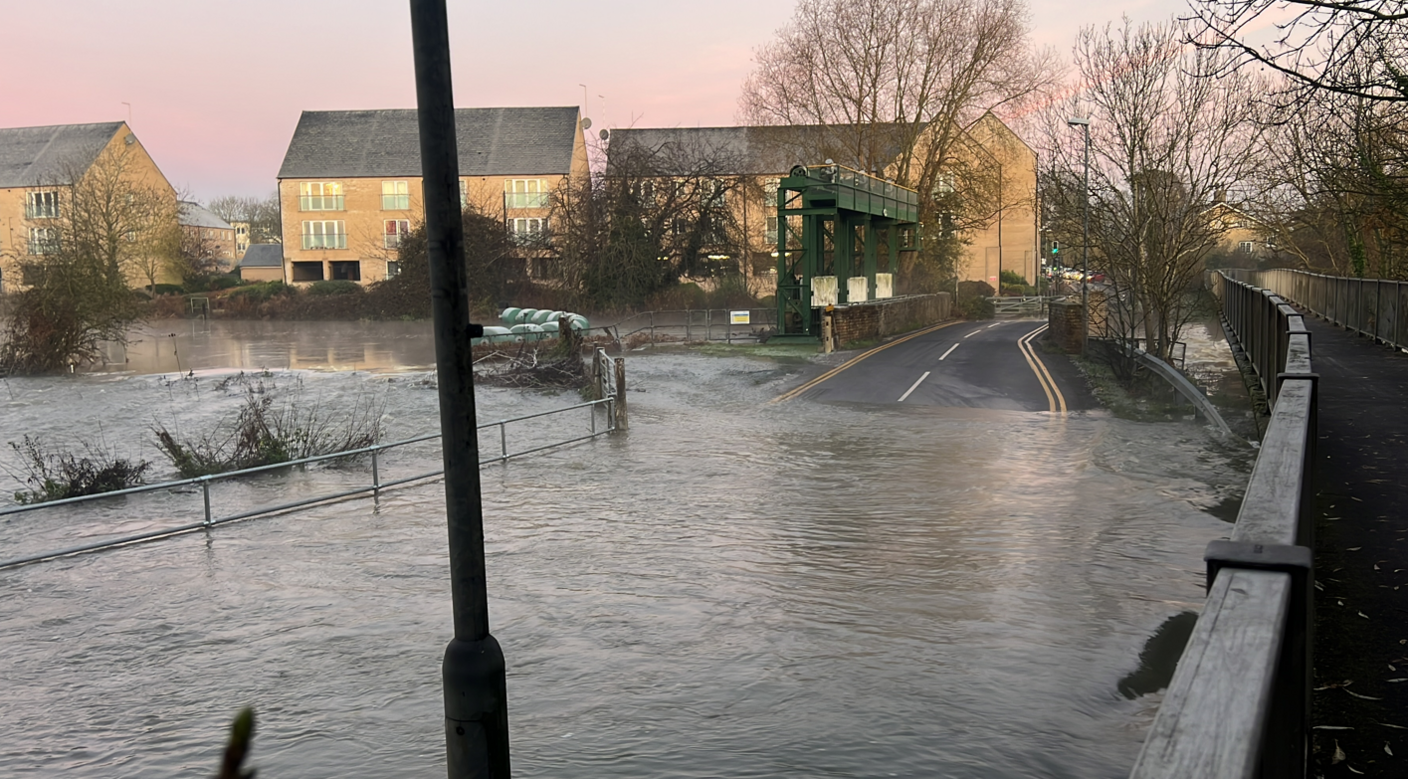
top-left (0, 321), bottom-right (1247, 778)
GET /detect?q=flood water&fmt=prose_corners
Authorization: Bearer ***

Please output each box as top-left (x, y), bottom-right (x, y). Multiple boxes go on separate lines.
top-left (0, 319), bottom-right (1249, 778)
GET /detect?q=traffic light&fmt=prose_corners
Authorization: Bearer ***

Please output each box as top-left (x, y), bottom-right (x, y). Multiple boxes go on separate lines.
top-left (1051, 240), bottom-right (1060, 255)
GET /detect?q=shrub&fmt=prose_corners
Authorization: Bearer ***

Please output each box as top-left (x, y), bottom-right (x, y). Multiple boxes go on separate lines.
top-left (227, 281), bottom-right (292, 303)
top-left (7, 435), bottom-right (150, 504)
top-left (153, 283), bottom-right (185, 296)
top-left (308, 280), bottom-right (363, 296)
top-left (153, 387), bottom-right (384, 478)
top-left (955, 280), bottom-right (996, 320)
top-left (207, 275), bottom-right (244, 291)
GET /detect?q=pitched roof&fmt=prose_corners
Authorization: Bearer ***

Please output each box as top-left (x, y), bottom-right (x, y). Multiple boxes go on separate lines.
top-left (0, 122), bottom-right (124, 188)
top-left (238, 244), bottom-right (283, 268)
top-left (277, 107), bottom-right (581, 179)
top-left (606, 124), bottom-right (913, 177)
top-left (179, 200), bottom-right (233, 230)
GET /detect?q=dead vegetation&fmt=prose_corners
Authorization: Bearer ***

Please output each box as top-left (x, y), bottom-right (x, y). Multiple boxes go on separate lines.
top-left (7, 434), bottom-right (151, 505)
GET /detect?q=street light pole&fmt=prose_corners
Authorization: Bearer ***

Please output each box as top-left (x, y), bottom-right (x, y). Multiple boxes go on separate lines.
top-left (1067, 116), bottom-right (1091, 353)
top-left (408, 2), bottom-right (511, 777)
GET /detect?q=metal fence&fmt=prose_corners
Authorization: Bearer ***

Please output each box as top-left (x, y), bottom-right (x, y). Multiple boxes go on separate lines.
top-left (603, 308), bottom-right (778, 345)
top-left (1221, 268), bottom-right (1408, 352)
top-left (0, 394), bottom-right (620, 571)
top-left (1131, 271), bottom-right (1316, 778)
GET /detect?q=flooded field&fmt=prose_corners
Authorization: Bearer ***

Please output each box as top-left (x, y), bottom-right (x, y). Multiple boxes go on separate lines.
top-left (0, 320), bottom-right (1250, 778)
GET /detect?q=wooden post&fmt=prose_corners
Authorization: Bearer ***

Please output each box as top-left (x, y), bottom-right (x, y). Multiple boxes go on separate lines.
top-left (613, 357), bottom-right (627, 430)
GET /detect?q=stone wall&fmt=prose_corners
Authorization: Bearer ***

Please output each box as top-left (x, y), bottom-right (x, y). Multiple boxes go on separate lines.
top-left (1048, 299), bottom-right (1084, 353)
top-left (831, 293), bottom-right (952, 347)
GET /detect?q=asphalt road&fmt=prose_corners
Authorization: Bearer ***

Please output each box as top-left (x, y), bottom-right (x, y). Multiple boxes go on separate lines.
top-left (776, 319), bottom-right (1099, 412)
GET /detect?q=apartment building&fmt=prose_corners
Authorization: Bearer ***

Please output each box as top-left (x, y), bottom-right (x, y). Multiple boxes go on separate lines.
top-left (275, 106), bottom-right (588, 285)
top-left (606, 112), bottom-right (1039, 292)
top-left (178, 200), bottom-right (237, 270)
top-left (0, 121), bottom-right (179, 292)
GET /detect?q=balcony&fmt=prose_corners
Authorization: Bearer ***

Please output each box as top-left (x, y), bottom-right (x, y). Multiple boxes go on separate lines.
top-left (302, 233), bottom-right (347, 250)
top-left (384, 234), bottom-right (403, 250)
top-left (381, 194), bottom-right (411, 210)
top-left (299, 195), bottom-right (345, 211)
top-left (504, 192), bottom-right (550, 209)
top-left (25, 203), bottom-right (59, 219)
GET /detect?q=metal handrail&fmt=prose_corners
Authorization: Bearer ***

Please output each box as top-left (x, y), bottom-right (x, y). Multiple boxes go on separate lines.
top-left (606, 308), bottom-right (779, 345)
top-left (1131, 271), bottom-right (1317, 778)
top-left (0, 398), bottom-right (618, 569)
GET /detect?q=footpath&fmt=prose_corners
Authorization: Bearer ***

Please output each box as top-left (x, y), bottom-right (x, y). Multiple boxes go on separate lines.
top-left (1302, 315), bottom-right (1408, 777)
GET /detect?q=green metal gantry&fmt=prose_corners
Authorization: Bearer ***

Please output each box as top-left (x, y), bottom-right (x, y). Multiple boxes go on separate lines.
top-left (774, 163), bottom-right (922, 341)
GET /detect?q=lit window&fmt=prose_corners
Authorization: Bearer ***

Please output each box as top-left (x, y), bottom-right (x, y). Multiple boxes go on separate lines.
top-left (382, 181), bottom-right (410, 210)
top-left (301, 220), bottom-right (346, 249)
top-left (384, 219), bottom-right (410, 249)
top-left (299, 182), bottom-right (344, 211)
top-left (504, 179), bottom-right (549, 209)
top-left (26, 191), bottom-right (60, 219)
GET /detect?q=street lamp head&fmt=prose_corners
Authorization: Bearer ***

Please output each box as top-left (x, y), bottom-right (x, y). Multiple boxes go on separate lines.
top-left (1067, 116), bottom-right (1090, 127)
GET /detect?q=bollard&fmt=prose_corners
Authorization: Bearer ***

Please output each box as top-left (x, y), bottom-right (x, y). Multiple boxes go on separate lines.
top-left (202, 478), bottom-right (212, 527)
top-left (614, 357), bottom-right (628, 430)
top-left (372, 450), bottom-right (381, 495)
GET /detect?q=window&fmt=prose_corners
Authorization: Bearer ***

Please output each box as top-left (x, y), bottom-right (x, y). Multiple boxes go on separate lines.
top-left (291, 261), bottom-right (324, 282)
top-left (630, 180), bottom-right (656, 206)
top-left (384, 219), bottom-right (410, 249)
top-left (330, 260), bottom-right (361, 281)
top-left (382, 181), bottom-right (410, 210)
top-left (504, 179), bottom-right (549, 209)
top-left (386, 261), bottom-right (401, 279)
top-left (1238, 241), bottom-right (1255, 254)
top-left (701, 179), bottom-right (727, 208)
top-left (126, 231), bottom-right (137, 243)
top-left (510, 217), bottom-right (548, 244)
top-left (765, 216), bottom-right (779, 244)
top-left (762, 177), bottom-right (781, 204)
top-left (26, 191), bottom-right (60, 219)
top-left (459, 180), bottom-right (468, 209)
top-left (932, 173), bottom-right (956, 196)
top-left (28, 227), bottom-right (58, 254)
top-left (302, 220), bottom-right (346, 249)
top-left (299, 182), bottom-right (344, 211)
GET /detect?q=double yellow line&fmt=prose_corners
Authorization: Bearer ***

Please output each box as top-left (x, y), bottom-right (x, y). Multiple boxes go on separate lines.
top-left (770, 321), bottom-right (960, 404)
top-left (1017, 324), bottom-right (1067, 414)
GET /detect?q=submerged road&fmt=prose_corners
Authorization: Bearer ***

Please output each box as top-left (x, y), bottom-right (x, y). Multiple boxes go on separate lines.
top-left (775, 320), bottom-right (1100, 411)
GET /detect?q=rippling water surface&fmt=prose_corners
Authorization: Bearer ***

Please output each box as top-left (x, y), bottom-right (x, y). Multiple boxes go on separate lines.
top-left (0, 321), bottom-right (1248, 778)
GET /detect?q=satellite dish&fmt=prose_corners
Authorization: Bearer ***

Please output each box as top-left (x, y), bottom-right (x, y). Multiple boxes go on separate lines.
top-left (599, 129), bottom-right (610, 141)
top-left (580, 117), bottom-right (592, 130)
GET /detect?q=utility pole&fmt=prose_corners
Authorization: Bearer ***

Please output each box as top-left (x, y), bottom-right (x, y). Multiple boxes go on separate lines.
top-left (1067, 116), bottom-right (1091, 353)
top-left (408, 2), bottom-right (511, 777)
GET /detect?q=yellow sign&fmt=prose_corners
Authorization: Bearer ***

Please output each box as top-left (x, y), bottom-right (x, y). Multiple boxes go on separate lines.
top-left (730, 311), bottom-right (750, 325)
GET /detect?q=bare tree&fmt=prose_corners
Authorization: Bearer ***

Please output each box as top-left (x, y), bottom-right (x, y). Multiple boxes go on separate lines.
top-left (2, 143), bottom-right (179, 373)
top-left (739, 0), bottom-right (1057, 287)
top-left (1041, 18), bottom-right (1266, 362)
top-left (207, 193), bottom-right (282, 244)
top-left (1185, 0), bottom-right (1408, 105)
top-left (550, 134), bottom-right (754, 311)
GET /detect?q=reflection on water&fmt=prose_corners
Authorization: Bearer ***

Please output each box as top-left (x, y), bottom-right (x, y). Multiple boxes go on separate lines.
top-left (1118, 612), bottom-right (1199, 700)
top-left (97, 319), bottom-right (440, 375)
top-left (0, 328), bottom-right (1249, 778)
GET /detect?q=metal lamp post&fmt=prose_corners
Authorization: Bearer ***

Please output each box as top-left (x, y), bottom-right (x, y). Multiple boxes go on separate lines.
top-left (407, 1), bottom-right (511, 776)
top-left (1067, 116), bottom-right (1091, 353)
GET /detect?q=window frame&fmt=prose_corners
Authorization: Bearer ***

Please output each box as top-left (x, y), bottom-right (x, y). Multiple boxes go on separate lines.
top-left (301, 220), bottom-right (347, 250)
top-left (26, 190), bottom-right (60, 219)
top-left (381, 180), bottom-right (410, 211)
top-left (383, 219), bottom-right (411, 249)
top-left (298, 181), bottom-right (345, 211)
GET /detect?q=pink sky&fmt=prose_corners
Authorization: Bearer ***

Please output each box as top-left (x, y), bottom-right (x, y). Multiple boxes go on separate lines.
top-left (1, 0), bottom-right (1190, 202)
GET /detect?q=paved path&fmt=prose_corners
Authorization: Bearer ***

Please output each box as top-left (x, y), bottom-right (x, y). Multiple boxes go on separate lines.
top-left (1304, 316), bottom-right (1408, 778)
top-left (774, 319), bottom-right (1099, 412)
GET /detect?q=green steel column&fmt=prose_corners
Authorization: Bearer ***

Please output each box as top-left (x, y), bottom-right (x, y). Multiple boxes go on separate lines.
top-left (863, 219), bottom-right (878, 300)
top-left (888, 224), bottom-right (899, 275)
